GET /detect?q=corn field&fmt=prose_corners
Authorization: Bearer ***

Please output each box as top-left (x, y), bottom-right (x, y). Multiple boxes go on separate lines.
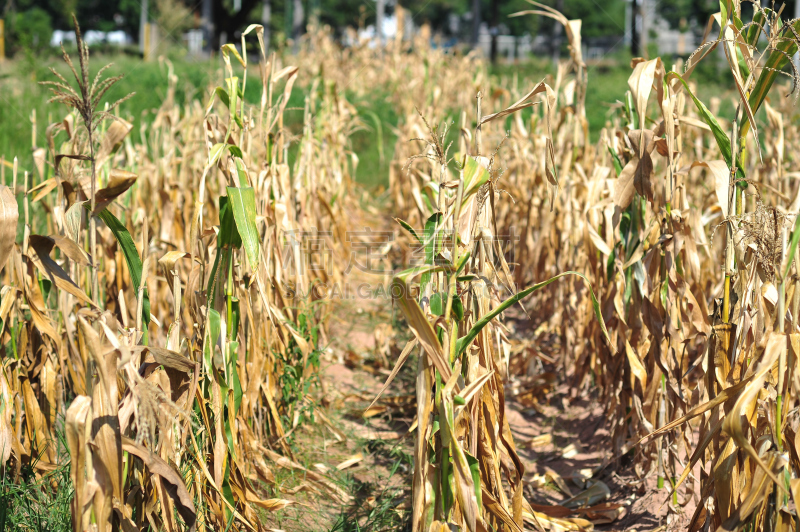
top-left (3, 1), bottom-right (800, 531)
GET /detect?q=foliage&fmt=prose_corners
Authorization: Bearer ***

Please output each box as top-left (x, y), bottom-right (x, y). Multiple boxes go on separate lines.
top-left (8, 7), bottom-right (54, 56)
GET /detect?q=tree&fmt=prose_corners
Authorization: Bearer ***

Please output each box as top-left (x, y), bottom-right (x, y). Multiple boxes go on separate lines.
top-left (655, 0), bottom-right (715, 32)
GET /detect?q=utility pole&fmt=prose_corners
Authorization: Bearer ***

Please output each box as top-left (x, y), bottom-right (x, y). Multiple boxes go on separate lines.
top-left (0, 20), bottom-right (5, 63)
top-left (139, 0), bottom-right (149, 54)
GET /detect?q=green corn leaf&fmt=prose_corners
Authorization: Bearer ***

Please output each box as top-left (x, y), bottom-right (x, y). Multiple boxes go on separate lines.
top-left (784, 213), bottom-right (800, 280)
top-left (745, 19), bottom-right (800, 138)
top-left (227, 339), bottom-right (243, 415)
top-left (669, 72), bottom-right (744, 182)
top-left (429, 291), bottom-right (464, 321)
top-left (208, 143), bottom-right (227, 168)
top-left (607, 146), bottom-right (623, 176)
top-left (455, 252), bottom-right (470, 275)
top-left (430, 292), bottom-right (445, 316)
top-left (420, 212), bottom-right (442, 295)
top-left (462, 156), bottom-right (490, 205)
top-left (221, 43), bottom-right (246, 68)
top-left (96, 208), bottom-right (150, 327)
top-left (225, 76), bottom-right (243, 128)
top-left (395, 217), bottom-right (423, 245)
top-left (229, 297), bottom-right (240, 341)
top-left (452, 297), bottom-right (464, 321)
top-left (221, 459), bottom-right (236, 524)
top-left (218, 196), bottom-right (242, 249)
top-left (206, 249), bottom-right (223, 306)
top-left (736, 46), bottom-right (750, 81)
top-left (441, 446), bottom-right (454, 515)
top-left (455, 271), bottom-right (613, 357)
top-left (205, 87), bottom-right (228, 116)
top-left (466, 452), bottom-right (482, 512)
top-left (206, 144), bottom-right (243, 175)
top-left (718, 0), bottom-right (730, 39)
top-left (203, 309), bottom-right (221, 378)
top-left (228, 145), bottom-right (243, 158)
top-left (746, 8), bottom-right (768, 45)
top-left (226, 186), bottom-right (260, 269)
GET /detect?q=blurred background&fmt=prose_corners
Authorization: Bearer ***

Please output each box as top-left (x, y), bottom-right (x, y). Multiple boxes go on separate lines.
top-left (5, 0), bottom-right (800, 62)
top-left (1, 0), bottom-right (799, 187)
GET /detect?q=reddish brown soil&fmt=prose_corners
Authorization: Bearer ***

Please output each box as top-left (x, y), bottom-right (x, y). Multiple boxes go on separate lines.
top-left (506, 381), bottom-right (698, 531)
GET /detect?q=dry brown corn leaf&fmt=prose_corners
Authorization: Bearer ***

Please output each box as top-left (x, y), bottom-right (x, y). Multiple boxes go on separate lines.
top-left (66, 396), bottom-right (92, 530)
top-left (482, 488), bottom-right (523, 532)
top-left (628, 58), bottom-right (663, 156)
top-left (132, 346), bottom-right (196, 373)
top-left (721, 332), bottom-right (785, 490)
top-left (122, 436), bottom-right (197, 532)
top-left (27, 235), bottom-right (95, 306)
top-left (96, 118), bottom-right (133, 166)
top-left (93, 169), bottom-right (138, 213)
top-left (523, 509), bottom-right (593, 532)
top-left (51, 234), bottom-right (92, 266)
top-left (391, 266), bottom-right (452, 382)
top-left (30, 178), bottom-right (58, 203)
top-left (562, 480), bottom-right (611, 509)
top-left (0, 369), bottom-right (13, 466)
top-left (365, 337), bottom-right (418, 413)
top-left (0, 185), bottom-right (17, 274)
top-left (336, 453), bottom-right (363, 470)
top-left (634, 375), bottom-right (753, 447)
top-left (717, 451), bottom-right (783, 532)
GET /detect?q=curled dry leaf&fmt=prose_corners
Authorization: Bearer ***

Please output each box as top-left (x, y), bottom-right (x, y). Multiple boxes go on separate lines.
top-left (27, 234), bottom-right (95, 306)
top-left (93, 169), bottom-right (138, 213)
top-left (122, 436), bottom-right (197, 532)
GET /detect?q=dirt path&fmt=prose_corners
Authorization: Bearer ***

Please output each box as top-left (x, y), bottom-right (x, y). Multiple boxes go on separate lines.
top-left (264, 199), bottom-right (695, 531)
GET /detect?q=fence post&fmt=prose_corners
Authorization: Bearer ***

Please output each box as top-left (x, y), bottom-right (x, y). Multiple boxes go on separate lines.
top-left (144, 22), bottom-right (151, 61)
top-left (0, 20), bottom-right (5, 64)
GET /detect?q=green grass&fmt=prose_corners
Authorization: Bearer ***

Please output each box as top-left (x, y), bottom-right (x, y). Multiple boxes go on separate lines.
top-left (0, 53), bottom-right (397, 190)
top-left (0, 50), bottom-right (736, 194)
top-left (0, 426), bottom-right (72, 532)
